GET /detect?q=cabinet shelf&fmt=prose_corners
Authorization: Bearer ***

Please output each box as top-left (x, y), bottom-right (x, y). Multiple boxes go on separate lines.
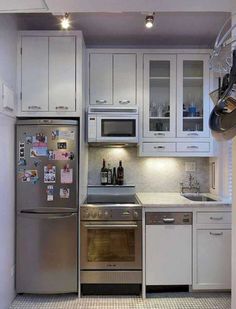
top-left (149, 117), bottom-right (170, 119)
top-left (183, 117), bottom-right (203, 120)
top-left (150, 77), bottom-right (170, 80)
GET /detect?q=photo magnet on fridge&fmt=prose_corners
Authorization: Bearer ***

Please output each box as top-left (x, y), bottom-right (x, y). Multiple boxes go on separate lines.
top-left (52, 130), bottom-right (75, 140)
top-left (18, 158), bottom-right (26, 166)
top-left (30, 147), bottom-right (48, 157)
top-left (47, 185), bottom-right (54, 201)
top-left (48, 150), bottom-right (75, 161)
top-left (21, 170), bottom-right (39, 183)
top-left (32, 133), bottom-right (47, 148)
top-left (60, 188), bottom-right (70, 199)
top-left (25, 136), bottom-right (32, 144)
top-left (44, 165), bottom-right (56, 183)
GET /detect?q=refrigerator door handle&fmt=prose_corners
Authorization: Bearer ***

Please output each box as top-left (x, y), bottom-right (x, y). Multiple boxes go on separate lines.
top-left (19, 211), bottom-right (77, 219)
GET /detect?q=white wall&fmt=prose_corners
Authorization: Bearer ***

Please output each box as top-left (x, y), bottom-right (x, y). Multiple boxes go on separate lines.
top-left (0, 14), bottom-right (18, 309)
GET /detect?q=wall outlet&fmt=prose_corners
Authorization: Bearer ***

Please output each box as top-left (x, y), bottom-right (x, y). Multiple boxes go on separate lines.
top-left (10, 265), bottom-right (15, 278)
top-left (185, 162), bottom-right (196, 172)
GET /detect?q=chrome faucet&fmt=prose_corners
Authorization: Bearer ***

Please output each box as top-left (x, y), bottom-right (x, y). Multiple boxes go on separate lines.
top-left (180, 173), bottom-right (200, 194)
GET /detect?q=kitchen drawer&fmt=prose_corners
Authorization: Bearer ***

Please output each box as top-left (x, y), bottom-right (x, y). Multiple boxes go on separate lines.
top-left (142, 143), bottom-right (176, 153)
top-left (177, 142), bottom-right (210, 152)
top-left (196, 212), bottom-right (231, 225)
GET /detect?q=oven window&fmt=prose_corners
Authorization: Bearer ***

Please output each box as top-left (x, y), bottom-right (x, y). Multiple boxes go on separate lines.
top-left (87, 229), bottom-right (135, 262)
top-left (101, 119), bottom-right (136, 137)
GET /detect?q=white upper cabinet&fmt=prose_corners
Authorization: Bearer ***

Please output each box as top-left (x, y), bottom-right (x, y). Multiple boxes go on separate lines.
top-left (49, 36), bottom-right (76, 112)
top-left (89, 52), bottom-right (137, 106)
top-left (89, 53), bottom-right (112, 105)
top-left (143, 54), bottom-right (176, 138)
top-left (177, 54), bottom-right (210, 138)
top-left (19, 32), bottom-right (81, 115)
top-left (113, 54), bottom-right (136, 106)
top-left (21, 36), bottom-right (49, 112)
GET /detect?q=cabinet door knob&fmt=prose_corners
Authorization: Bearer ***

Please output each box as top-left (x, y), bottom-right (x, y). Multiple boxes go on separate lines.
top-left (187, 146), bottom-right (198, 149)
top-left (96, 100), bottom-right (107, 104)
top-left (119, 100), bottom-right (130, 104)
top-left (28, 105), bottom-right (41, 110)
top-left (210, 232), bottom-right (223, 236)
top-left (55, 106), bottom-right (69, 110)
top-left (210, 216), bottom-right (223, 221)
top-left (154, 146), bottom-right (165, 149)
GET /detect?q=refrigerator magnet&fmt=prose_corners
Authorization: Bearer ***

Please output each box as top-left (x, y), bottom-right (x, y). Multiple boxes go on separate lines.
top-left (30, 147), bottom-right (48, 157)
top-left (58, 130), bottom-right (75, 140)
top-left (44, 166), bottom-right (56, 183)
top-left (21, 170), bottom-right (38, 183)
top-left (32, 133), bottom-right (47, 148)
top-left (60, 167), bottom-right (73, 184)
top-left (25, 136), bottom-right (32, 144)
top-left (47, 185), bottom-right (54, 201)
top-left (48, 150), bottom-right (74, 161)
top-left (18, 158), bottom-right (26, 166)
top-left (33, 159), bottom-right (41, 167)
top-left (60, 188), bottom-right (70, 199)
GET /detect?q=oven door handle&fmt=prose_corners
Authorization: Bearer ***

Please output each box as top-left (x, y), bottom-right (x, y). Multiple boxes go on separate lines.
top-left (83, 224), bottom-right (138, 228)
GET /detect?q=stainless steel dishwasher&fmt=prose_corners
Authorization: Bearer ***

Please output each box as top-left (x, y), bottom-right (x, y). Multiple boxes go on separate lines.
top-left (145, 212), bottom-right (192, 286)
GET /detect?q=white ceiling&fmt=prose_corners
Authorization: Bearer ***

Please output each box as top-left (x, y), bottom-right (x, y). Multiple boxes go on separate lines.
top-left (0, 0), bottom-right (234, 13)
top-left (18, 12), bottom-right (230, 48)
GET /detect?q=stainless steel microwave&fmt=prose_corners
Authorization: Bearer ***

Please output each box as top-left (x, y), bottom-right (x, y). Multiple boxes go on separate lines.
top-left (87, 107), bottom-right (139, 144)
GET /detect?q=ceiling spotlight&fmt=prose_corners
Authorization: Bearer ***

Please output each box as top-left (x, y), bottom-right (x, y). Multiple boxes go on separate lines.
top-left (61, 13), bottom-right (71, 30)
top-left (145, 13), bottom-right (155, 29)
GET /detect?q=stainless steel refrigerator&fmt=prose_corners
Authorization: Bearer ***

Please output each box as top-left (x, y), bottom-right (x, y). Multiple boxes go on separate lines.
top-left (16, 119), bottom-right (79, 294)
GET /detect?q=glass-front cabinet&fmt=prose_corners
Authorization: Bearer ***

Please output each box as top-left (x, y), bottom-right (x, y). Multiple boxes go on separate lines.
top-left (177, 54), bottom-right (210, 138)
top-left (143, 54), bottom-right (176, 138)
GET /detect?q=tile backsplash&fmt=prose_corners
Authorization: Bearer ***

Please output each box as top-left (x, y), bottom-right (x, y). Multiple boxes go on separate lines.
top-left (88, 147), bottom-right (209, 192)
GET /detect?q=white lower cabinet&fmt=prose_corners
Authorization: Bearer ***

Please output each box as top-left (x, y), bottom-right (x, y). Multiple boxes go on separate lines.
top-left (146, 224), bottom-right (192, 285)
top-left (194, 229), bottom-right (231, 290)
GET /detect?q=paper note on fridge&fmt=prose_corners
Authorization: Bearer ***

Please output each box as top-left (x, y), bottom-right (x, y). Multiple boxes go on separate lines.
top-left (48, 150), bottom-right (74, 160)
top-left (60, 168), bottom-right (73, 184)
top-left (44, 166), bottom-right (56, 183)
top-left (52, 130), bottom-right (75, 140)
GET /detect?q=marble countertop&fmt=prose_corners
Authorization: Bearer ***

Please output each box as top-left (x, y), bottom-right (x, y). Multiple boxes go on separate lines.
top-left (136, 192), bottom-right (231, 208)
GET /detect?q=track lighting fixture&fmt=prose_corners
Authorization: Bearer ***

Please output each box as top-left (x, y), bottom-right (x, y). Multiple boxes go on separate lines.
top-left (145, 13), bottom-right (155, 29)
top-left (61, 13), bottom-right (71, 30)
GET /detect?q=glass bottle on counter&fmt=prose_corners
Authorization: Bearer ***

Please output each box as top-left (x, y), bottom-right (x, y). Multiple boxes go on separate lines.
top-left (100, 159), bottom-right (108, 185)
top-left (117, 161), bottom-right (124, 185)
top-left (112, 167), bottom-right (117, 185)
top-left (107, 163), bottom-right (112, 185)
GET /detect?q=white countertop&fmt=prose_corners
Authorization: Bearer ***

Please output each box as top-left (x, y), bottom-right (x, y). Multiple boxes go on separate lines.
top-left (136, 192), bottom-right (231, 208)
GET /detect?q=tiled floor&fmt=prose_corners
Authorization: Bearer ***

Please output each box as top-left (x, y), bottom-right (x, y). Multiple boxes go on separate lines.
top-left (10, 292), bottom-right (231, 309)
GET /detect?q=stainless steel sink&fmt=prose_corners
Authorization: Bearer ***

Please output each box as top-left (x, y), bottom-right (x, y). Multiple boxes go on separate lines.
top-left (183, 194), bottom-right (217, 202)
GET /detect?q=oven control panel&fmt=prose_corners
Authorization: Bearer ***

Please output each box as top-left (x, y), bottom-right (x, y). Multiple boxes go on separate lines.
top-left (80, 207), bottom-right (142, 221)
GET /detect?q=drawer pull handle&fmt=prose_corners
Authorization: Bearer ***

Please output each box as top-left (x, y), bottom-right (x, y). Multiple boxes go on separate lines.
top-left (119, 100), bottom-right (130, 104)
top-left (56, 106), bottom-right (69, 110)
top-left (154, 146), bottom-right (165, 149)
top-left (187, 146), bottom-right (199, 149)
top-left (210, 216), bottom-right (223, 221)
top-left (163, 218), bottom-right (175, 223)
top-left (96, 100), bottom-right (107, 104)
top-left (154, 133), bottom-right (165, 136)
top-left (187, 133), bottom-right (199, 136)
top-left (210, 232), bottom-right (223, 236)
top-left (28, 105), bottom-right (41, 110)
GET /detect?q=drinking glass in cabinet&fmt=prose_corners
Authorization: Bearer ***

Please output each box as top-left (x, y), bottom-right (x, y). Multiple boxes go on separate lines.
top-left (182, 61), bottom-right (204, 132)
top-left (149, 61), bottom-right (171, 133)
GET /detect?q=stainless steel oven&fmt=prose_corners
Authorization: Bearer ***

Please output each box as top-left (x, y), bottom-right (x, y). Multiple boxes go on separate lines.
top-left (80, 198), bottom-right (142, 284)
